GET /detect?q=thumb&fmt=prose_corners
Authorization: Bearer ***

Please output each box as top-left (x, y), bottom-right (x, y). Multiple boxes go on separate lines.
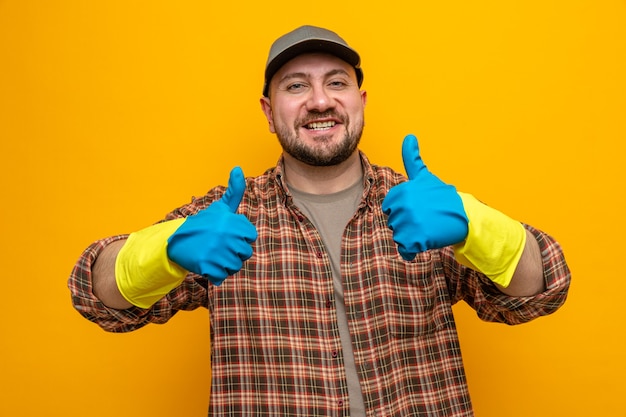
top-left (401, 134), bottom-right (428, 180)
top-left (220, 166), bottom-right (246, 213)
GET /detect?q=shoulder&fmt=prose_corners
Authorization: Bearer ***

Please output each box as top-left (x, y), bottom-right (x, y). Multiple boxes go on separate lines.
top-left (360, 151), bottom-right (406, 189)
top-left (161, 167), bottom-right (279, 220)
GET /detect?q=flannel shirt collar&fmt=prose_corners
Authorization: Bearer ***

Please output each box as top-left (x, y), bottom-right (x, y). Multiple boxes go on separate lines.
top-left (272, 151), bottom-right (377, 211)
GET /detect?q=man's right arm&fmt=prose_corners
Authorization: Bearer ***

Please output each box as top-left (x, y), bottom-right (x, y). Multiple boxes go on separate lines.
top-left (92, 239), bottom-right (133, 310)
top-left (68, 166), bottom-right (256, 330)
top-left (68, 234), bottom-right (211, 333)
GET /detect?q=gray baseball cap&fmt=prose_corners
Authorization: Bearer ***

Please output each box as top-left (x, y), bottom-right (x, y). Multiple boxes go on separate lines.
top-left (262, 25), bottom-right (363, 97)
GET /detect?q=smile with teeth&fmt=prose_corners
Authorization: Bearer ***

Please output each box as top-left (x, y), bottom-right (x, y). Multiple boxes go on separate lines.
top-left (306, 121), bottom-right (336, 130)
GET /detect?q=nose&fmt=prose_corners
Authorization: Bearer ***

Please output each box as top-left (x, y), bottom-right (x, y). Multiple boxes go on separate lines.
top-left (306, 85), bottom-right (336, 112)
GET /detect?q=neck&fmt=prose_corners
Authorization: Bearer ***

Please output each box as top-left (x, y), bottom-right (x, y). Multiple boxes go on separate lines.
top-left (282, 151), bottom-right (363, 195)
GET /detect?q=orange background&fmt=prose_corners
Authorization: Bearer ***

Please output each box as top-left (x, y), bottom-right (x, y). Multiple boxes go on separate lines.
top-left (1, 1), bottom-right (625, 416)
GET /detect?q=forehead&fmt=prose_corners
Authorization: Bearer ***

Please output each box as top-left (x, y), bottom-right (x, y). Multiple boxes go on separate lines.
top-left (273, 52), bottom-right (356, 81)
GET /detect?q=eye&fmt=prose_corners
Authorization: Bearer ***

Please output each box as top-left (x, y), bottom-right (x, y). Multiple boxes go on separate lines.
top-left (286, 82), bottom-right (307, 92)
top-left (328, 80), bottom-right (348, 89)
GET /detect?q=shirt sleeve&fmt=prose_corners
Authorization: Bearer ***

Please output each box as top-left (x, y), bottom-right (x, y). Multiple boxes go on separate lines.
top-left (67, 234), bottom-right (209, 333)
top-left (442, 224), bottom-right (571, 325)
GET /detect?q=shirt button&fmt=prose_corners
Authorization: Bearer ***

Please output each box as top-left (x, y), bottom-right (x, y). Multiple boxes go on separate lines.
top-left (316, 252), bottom-right (323, 258)
top-left (297, 215), bottom-right (304, 222)
top-left (338, 400), bottom-right (344, 407)
top-left (326, 299), bottom-right (332, 308)
top-left (332, 350), bottom-right (338, 358)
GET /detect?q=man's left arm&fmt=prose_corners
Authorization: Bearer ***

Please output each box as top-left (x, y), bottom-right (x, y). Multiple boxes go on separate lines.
top-left (382, 134), bottom-right (568, 300)
top-left (496, 228), bottom-right (544, 296)
top-left (442, 224), bottom-right (570, 325)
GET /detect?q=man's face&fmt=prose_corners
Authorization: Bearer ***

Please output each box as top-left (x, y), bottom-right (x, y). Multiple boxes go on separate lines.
top-left (260, 53), bottom-right (367, 167)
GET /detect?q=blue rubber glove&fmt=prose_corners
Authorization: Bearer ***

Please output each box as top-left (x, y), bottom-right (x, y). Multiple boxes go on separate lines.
top-left (167, 166), bottom-right (258, 285)
top-left (382, 134), bottom-right (469, 260)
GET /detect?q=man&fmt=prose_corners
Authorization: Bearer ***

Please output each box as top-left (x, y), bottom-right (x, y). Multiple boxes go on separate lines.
top-left (68, 25), bottom-right (570, 416)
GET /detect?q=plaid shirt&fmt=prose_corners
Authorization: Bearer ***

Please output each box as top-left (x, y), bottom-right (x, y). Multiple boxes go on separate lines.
top-left (69, 152), bottom-right (571, 416)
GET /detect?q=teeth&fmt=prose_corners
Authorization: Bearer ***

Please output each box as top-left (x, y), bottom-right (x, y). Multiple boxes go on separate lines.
top-left (307, 121), bottom-right (336, 130)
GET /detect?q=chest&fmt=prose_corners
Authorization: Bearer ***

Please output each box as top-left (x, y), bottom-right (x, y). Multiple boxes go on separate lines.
top-left (210, 203), bottom-right (454, 339)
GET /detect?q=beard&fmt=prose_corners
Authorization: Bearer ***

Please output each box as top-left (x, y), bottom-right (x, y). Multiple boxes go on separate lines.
top-left (275, 111), bottom-right (364, 167)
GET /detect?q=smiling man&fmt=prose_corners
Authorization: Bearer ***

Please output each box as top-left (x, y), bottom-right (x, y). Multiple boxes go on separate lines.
top-left (261, 52), bottom-right (366, 166)
top-left (68, 25), bottom-right (571, 416)
top-left (260, 51), bottom-right (367, 193)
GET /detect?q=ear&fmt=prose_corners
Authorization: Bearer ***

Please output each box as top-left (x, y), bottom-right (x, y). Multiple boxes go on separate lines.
top-left (259, 97), bottom-right (276, 133)
top-left (361, 90), bottom-right (367, 107)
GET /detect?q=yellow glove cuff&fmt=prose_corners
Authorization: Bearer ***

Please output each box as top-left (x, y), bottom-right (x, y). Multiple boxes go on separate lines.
top-left (453, 193), bottom-right (527, 288)
top-left (115, 218), bottom-right (187, 308)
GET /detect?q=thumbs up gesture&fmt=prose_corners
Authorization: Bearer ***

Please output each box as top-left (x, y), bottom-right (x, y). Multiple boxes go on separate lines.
top-left (382, 135), bottom-right (469, 260)
top-left (167, 166), bottom-right (258, 285)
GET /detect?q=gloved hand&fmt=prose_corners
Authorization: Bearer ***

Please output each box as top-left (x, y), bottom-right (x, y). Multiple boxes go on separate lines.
top-left (382, 134), bottom-right (528, 288)
top-left (167, 166), bottom-right (258, 283)
top-left (382, 134), bottom-right (469, 260)
top-left (115, 167), bottom-right (257, 308)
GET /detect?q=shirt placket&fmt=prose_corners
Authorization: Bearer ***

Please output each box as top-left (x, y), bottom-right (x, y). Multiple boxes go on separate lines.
top-left (341, 207), bottom-right (393, 416)
top-left (290, 203), bottom-right (352, 416)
